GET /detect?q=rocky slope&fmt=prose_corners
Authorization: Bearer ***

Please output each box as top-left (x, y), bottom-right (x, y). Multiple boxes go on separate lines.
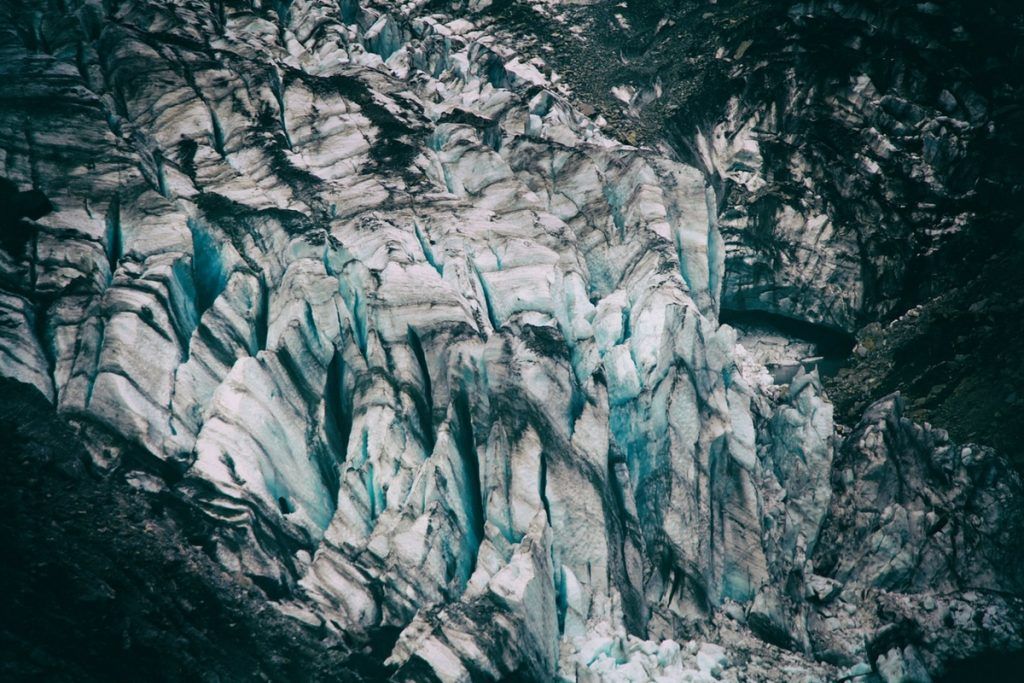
top-left (0, 0), bottom-right (1021, 681)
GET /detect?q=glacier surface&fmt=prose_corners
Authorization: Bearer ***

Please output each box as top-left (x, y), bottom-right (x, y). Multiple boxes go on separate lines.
top-left (0, 1), bottom-right (1021, 680)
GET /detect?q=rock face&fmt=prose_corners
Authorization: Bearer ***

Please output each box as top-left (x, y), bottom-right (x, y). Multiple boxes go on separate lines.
top-left (0, 1), bottom-right (1021, 681)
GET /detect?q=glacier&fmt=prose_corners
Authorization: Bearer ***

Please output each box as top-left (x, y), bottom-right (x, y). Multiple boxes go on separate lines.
top-left (1, 1), bottom-right (1022, 681)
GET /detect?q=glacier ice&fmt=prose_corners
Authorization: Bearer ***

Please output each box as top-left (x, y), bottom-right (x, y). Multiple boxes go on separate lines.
top-left (0, 0), bottom-right (1021, 680)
